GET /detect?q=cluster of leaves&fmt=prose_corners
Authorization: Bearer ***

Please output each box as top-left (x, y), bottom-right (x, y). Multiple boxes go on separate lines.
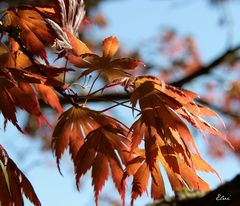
top-left (0, 0), bottom-right (233, 206)
top-left (142, 27), bottom-right (240, 162)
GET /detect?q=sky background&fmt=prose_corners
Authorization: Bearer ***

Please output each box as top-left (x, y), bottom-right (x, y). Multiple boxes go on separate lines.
top-left (1, 0), bottom-right (240, 206)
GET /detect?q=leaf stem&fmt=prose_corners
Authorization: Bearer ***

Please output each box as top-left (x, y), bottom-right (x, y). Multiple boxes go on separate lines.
top-left (84, 72), bottom-right (101, 104)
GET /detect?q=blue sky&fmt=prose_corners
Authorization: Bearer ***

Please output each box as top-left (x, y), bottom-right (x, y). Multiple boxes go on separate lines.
top-left (1, 0), bottom-right (240, 206)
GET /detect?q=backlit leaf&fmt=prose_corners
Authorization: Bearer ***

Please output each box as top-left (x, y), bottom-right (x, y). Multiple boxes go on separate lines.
top-left (75, 120), bottom-right (130, 206)
top-left (5, 6), bottom-right (54, 62)
top-left (52, 106), bottom-right (100, 171)
top-left (74, 36), bottom-right (143, 82)
top-left (126, 75), bottom-right (225, 203)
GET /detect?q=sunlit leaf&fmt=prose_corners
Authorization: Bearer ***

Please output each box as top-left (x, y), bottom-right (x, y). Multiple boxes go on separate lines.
top-left (75, 122), bottom-right (130, 206)
top-left (73, 36), bottom-right (143, 82)
top-left (126, 75), bottom-right (225, 204)
top-left (5, 6), bottom-right (54, 62)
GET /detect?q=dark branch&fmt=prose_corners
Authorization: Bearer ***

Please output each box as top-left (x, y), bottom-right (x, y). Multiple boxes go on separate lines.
top-left (171, 45), bottom-right (240, 87)
top-left (147, 174), bottom-right (240, 206)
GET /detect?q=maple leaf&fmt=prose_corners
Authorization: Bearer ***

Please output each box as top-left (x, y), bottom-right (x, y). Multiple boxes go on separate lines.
top-left (126, 75), bottom-right (227, 203)
top-left (130, 76), bottom-right (229, 150)
top-left (72, 36), bottom-right (142, 82)
top-left (8, 83), bottom-right (51, 129)
top-left (4, 0), bottom-right (90, 67)
top-left (75, 123), bottom-right (130, 206)
top-left (0, 81), bottom-right (54, 131)
top-left (0, 144), bottom-right (41, 206)
top-left (52, 105), bottom-right (130, 205)
top-left (124, 156), bottom-right (164, 206)
top-left (52, 106), bottom-right (128, 170)
top-left (0, 42), bottom-right (54, 86)
top-left (0, 66), bottom-right (64, 128)
top-left (0, 42), bottom-right (32, 70)
top-left (5, 6), bottom-right (54, 62)
top-left (0, 70), bottom-right (50, 131)
top-left (0, 42), bottom-right (66, 130)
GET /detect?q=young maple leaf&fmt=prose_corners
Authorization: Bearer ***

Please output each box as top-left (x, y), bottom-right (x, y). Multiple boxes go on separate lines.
top-left (75, 123), bottom-right (130, 206)
top-left (5, 6), bottom-right (54, 62)
top-left (74, 36), bottom-right (143, 81)
top-left (45, 0), bottom-right (90, 56)
top-left (0, 144), bottom-right (41, 206)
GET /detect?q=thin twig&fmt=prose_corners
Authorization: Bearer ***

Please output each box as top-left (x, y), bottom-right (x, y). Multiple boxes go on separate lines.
top-left (99, 99), bottom-right (138, 113)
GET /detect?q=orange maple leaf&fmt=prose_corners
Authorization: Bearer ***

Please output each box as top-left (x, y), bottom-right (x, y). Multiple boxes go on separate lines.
top-left (126, 75), bottom-right (227, 204)
top-left (0, 42), bottom-right (63, 130)
top-left (52, 105), bottom-right (130, 206)
top-left (5, 6), bottom-right (54, 62)
top-left (75, 124), bottom-right (130, 206)
top-left (52, 106), bottom-right (129, 169)
top-left (73, 36), bottom-right (143, 81)
top-left (52, 106), bottom-right (101, 171)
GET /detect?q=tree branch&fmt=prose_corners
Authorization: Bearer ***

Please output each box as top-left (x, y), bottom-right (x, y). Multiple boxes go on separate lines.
top-left (171, 45), bottom-right (240, 87)
top-left (147, 174), bottom-right (240, 206)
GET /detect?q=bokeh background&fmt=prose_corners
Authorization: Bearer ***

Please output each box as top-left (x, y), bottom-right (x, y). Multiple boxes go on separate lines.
top-left (1, 0), bottom-right (240, 205)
